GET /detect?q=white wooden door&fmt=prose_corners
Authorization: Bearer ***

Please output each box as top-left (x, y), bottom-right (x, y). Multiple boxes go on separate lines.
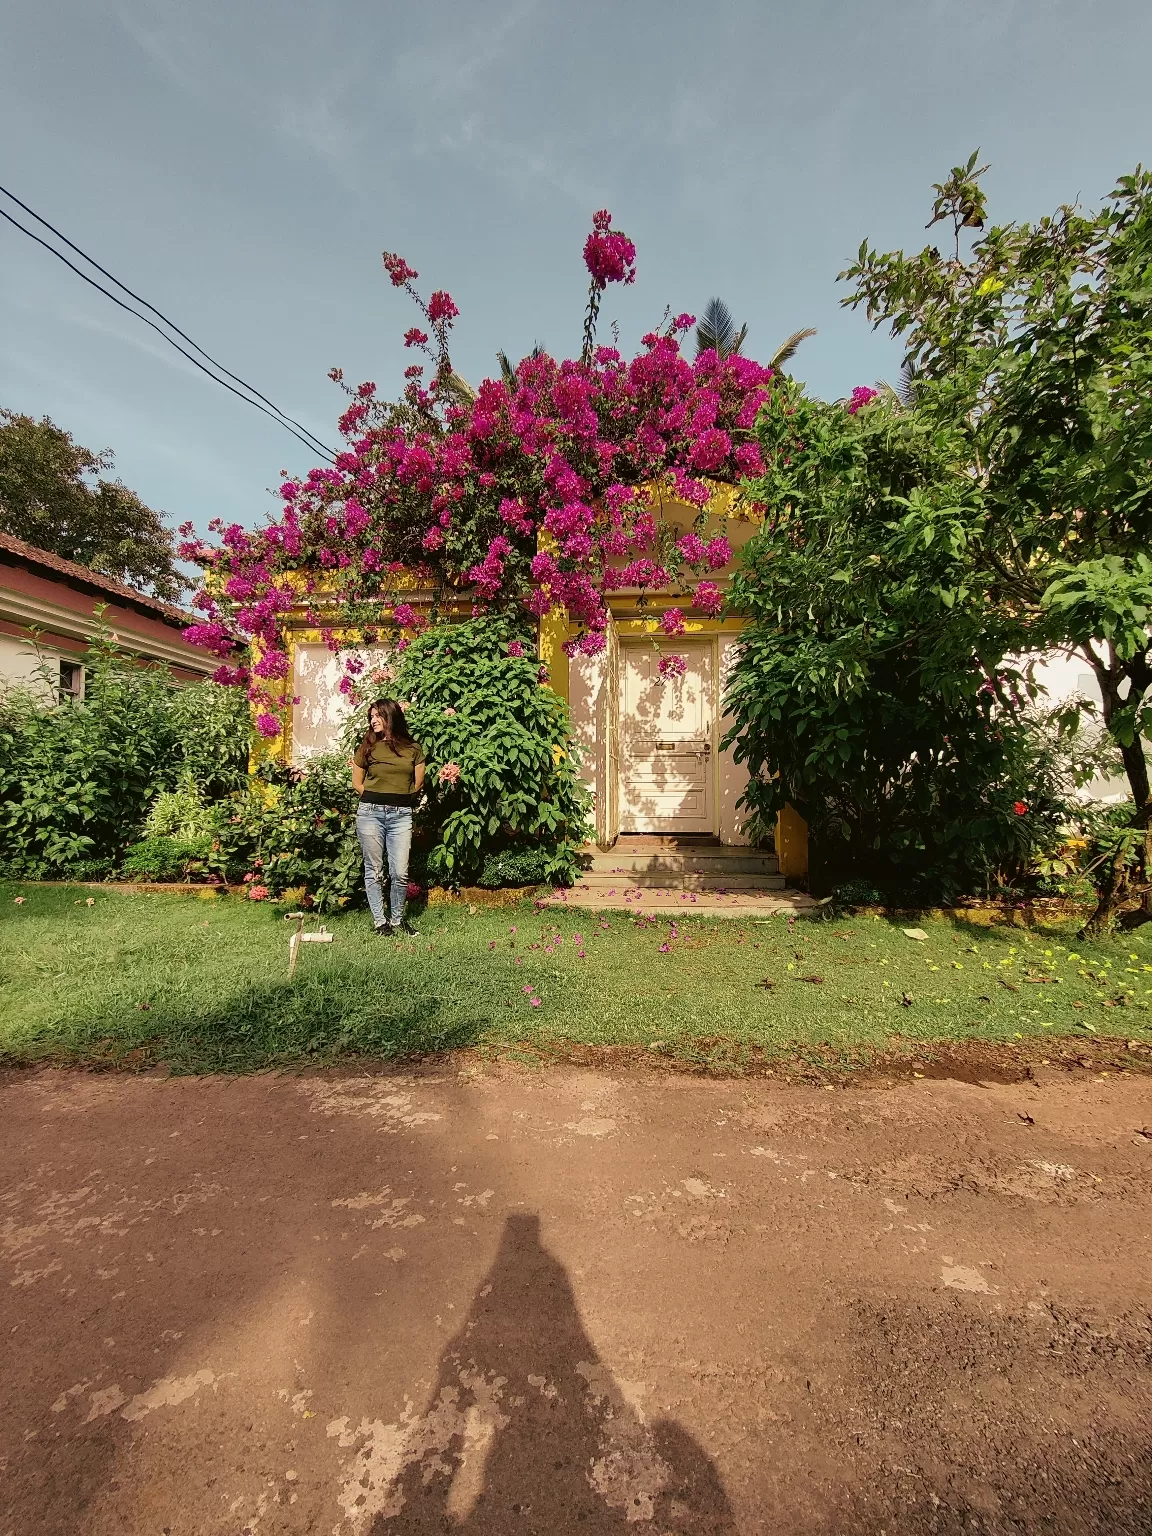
top-left (619, 641), bottom-right (714, 833)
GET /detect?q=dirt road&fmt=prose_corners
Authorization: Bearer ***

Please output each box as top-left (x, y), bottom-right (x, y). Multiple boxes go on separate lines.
top-left (2, 1059), bottom-right (1151, 1535)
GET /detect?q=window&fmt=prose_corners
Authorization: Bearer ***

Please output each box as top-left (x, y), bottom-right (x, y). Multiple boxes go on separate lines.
top-left (58, 660), bottom-right (84, 703)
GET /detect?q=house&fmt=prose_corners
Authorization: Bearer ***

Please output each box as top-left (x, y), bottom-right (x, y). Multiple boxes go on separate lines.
top-left (261, 482), bottom-right (811, 880)
top-left (0, 531), bottom-right (217, 700)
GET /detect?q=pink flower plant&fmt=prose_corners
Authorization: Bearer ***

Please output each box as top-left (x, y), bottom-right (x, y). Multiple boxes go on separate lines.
top-left (659, 653), bottom-right (688, 680)
top-left (182, 214), bottom-right (779, 727)
top-left (247, 884), bottom-right (270, 901)
top-left (847, 385), bottom-right (879, 414)
top-left (437, 761), bottom-right (461, 785)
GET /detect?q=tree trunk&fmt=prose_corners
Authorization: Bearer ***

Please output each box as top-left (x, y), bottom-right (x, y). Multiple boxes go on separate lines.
top-left (1080, 648), bottom-right (1151, 935)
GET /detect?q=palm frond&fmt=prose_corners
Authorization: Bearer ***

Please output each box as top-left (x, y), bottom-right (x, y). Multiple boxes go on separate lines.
top-left (768, 328), bottom-right (817, 372)
top-left (495, 343), bottom-right (546, 386)
top-left (730, 322), bottom-right (748, 356)
top-left (695, 298), bottom-right (738, 357)
top-left (442, 371), bottom-right (477, 404)
top-left (896, 361), bottom-right (921, 409)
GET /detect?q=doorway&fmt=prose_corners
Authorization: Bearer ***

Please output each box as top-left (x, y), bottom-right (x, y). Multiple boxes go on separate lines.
top-left (618, 639), bottom-right (715, 834)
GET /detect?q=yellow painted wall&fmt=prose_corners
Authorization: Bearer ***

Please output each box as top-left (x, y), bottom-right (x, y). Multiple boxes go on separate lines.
top-left (775, 803), bottom-right (809, 880)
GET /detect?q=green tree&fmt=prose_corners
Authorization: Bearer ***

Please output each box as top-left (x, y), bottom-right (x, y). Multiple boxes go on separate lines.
top-left (0, 410), bottom-right (187, 601)
top-left (725, 376), bottom-right (1070, 900)
top-left (835, 156), bottom-right (1152, 931)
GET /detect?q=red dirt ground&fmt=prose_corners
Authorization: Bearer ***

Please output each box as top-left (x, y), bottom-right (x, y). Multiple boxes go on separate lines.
top-left (2, 1058), bottom-right (1151, 1535)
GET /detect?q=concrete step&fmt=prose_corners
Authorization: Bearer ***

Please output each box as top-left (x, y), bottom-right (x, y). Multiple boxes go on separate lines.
top-left (585, 852), bottom-right (780, 876)
top-left (573, 870), bottom-right (786, 892)
top-left (544, 888), bottom-right (814, 916)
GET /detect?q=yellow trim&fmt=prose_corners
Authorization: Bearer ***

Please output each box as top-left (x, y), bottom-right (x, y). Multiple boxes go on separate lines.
top-left (774, 803), bottom-right (809, 879)
top-left (538, 608), bottom-right (570, 701)
top-left (611, 613), bottom-right (746, 636)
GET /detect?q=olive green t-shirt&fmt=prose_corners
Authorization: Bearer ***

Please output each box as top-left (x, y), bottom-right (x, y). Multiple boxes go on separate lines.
top-left (353, 738), bottom-right (425, 804)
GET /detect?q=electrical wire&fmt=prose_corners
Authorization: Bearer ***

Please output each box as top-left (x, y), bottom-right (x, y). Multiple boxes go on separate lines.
top-left (0, 188), bottom-right (337, 463)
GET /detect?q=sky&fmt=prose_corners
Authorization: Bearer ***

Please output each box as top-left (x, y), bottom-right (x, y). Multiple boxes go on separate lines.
top-left (2, 0), bottom-right (1150, 543)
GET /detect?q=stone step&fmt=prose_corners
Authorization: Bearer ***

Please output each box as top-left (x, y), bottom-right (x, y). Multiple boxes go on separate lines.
top-left (585, 852), bottom-right (780, 876)
top-left (573, 870), bottom-right (786, 892)
top-left (544, 888), bottom-right (814, 916)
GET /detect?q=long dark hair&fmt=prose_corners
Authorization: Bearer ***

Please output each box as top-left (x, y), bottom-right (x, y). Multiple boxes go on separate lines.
top-left (359, 697), bottom-right (415, 760)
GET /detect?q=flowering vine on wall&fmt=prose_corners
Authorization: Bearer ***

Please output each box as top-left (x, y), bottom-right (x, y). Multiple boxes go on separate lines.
top-left (179, 212), bottom-right (777, 736)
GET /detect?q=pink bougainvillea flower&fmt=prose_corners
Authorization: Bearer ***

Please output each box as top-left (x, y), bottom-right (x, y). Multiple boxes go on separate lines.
top-left (13, 896), bottom-right (26, 904)
top-left (438, 762), bottom-right (461, 785)
top-left (659, 653), bottom-right (688, 679)
top-left (255, 712), bottom-right (281, 739)
top-left (847, 385), bottom-right (879, 414)
top-left (659, 942), bottom-right (671, 953)
top-left (660, 608), bottom-right (686, 637)
top-left (530, 997), bottom-right (542, 1008)
top-left (183, 215), bottom-right (783, 685)
top-left (583, 211), bottom-right (637, 289)
top-left (427, 291), bottom-right (459, 323)
top-left (705, 536), bottom-right (732, 569)
top-left (692, 581), bottom-right (723, 617)
top-left (406, 880), bottom-right (422, 898)
top-left (506, 640), bottom-right (525, 657)
top-left (383, 251), bottom-right (418, 287)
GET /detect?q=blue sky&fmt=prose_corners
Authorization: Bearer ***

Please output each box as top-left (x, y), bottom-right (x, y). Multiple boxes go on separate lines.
top-left (3, 0), bottom-right (1150, 539)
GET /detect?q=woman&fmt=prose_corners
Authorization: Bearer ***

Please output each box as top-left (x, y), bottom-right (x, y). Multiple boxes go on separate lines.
top-left (352, 698), bottom-right (425, 937)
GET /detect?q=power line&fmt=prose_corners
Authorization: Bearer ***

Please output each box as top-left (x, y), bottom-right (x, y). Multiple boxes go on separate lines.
top-left (0, 187), bottom-right (338, 463)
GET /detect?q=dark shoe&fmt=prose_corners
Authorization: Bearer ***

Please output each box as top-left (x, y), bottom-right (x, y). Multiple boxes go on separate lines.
top-left (397, 917), bottom-right (420, 937)
top-left (374, 921), bottom-right (395, 937)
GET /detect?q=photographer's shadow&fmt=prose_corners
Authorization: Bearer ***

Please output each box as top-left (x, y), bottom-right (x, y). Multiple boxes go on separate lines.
top-left (360, 1212), bottom-right (736, 1533)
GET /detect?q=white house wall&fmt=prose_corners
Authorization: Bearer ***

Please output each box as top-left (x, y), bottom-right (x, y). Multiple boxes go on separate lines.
top-left (291, 642), bottom-right (391, 763)
top-left (568, 645), bottom-right (608, 841)
top-left (0, 633), bottom-right (60, 703)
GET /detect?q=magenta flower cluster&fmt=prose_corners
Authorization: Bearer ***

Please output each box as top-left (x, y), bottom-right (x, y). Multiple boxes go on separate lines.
top-left (181, 212), bottom-right (776, 722)
top-left (583, 210), bottom-right (637, 289)
top-left (847, 385), bottom-right (879, 414)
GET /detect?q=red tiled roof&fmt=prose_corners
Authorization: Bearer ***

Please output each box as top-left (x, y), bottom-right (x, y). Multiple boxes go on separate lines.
top-left (0, 531), bottom-right (192, 629)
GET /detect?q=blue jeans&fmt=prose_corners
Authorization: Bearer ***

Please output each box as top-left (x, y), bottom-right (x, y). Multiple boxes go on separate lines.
top-left (355, 803), bottom-right (413, 927)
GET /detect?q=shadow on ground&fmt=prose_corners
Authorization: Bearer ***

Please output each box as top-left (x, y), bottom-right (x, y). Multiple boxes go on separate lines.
top-left (347, 1211), bottom-right (737, 1533)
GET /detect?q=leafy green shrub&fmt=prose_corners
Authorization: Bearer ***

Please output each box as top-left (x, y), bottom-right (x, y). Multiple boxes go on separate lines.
top-left (0, 639), bottom-right (181, 878)
top-left (241, 755), bottom-right (363, 910)
top-left (476, 845), bottom-right (555, 889)
top-left (144, 779), bottom-right (219, 840)
top-left (121, 835), bottom-right (215, 882)
top-left (833, 878), bottom-right (888, 906)
top-left (167, 681), bottom-right (249, 798)
top-left (0, 635), bottom-right (251, 881)
top-left (383, 617), bottom-right (592, 884)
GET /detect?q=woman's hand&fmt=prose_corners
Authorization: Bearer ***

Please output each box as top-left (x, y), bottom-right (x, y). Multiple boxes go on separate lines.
top-left (413, 762), bottom-right (426, 794)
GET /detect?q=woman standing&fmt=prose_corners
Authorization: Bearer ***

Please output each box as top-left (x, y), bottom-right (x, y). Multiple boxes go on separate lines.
top-left (352, 698), bottom-right (425, 936)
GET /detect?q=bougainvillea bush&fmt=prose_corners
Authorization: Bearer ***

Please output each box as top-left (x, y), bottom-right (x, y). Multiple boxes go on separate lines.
top-left (349, 617), bottom-right (592, 885)
top-left (179, 211), bottom-right (775, 732)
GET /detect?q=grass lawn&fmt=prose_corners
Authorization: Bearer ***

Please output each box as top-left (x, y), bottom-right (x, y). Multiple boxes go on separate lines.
top-left (3, 881), bottom-right (1152, 1075)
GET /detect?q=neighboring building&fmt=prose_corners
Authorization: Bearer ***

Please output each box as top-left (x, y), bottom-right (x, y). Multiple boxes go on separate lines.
top-left (0, 531), bottom-right (217, 701)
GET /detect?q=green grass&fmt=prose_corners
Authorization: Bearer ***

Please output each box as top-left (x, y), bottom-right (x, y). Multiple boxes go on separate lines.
top-left (3, 881), bottom-right (1152, 1074)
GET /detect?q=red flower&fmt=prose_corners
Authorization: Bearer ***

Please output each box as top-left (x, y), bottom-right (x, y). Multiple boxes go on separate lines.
top-left (1013, 801), bottom-right (1028, 816)
top-left (383, 251), bottom-right (418, 287)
